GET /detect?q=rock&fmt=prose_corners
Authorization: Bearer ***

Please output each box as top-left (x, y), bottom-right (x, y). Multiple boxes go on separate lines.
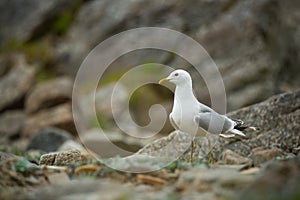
top-left (138, 90), bottom-right (300, 163)
top-left (137, 131), bottom-right (192, 160)
top-left (81, 128), bottom-right (143, 158)
top-left (176, 167), bottom-right (254, 199)
top-left (58, 140), bottom-right (84, 152)
top-left (0, 110), bottom-right (24, 144)
top-left (0, 151), bottom-right (18, 163)
top-left (23, 103), bottom-right (75, 137)
top-left (192, 0), bottom-right (300, 111)
top-left (220, 149), bottom-right (252, 165)
top-left (25, 77), bottom-right (73, 114)
top-left (26, 127), bottom-right (71, 152)
top-left (0, 57), bottom-right (35, 112)
top-left (251, 147), bottom-right (285, 166)
top-left (225, 90), bottom-right (300, 157)
top-left (39, 150), bottom-right (86, 166)
top-left (57, 0), bottom-right (234, 75)
top-left (0, 0), bottom-right (74, 46)
top-left (238, 156), bottom-right (300, 200)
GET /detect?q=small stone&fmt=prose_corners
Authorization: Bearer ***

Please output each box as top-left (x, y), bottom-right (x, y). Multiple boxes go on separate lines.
top-left (25, 77), bottom-right (73, 114)
top-left (58, 140), bottom-right (84, 152)
top-left (39, 153), bottom-right (56, 166)
top-left (27, 127), bottom-right (71, 152)
top-left (53, 150), bottom-right (85, 166)
top-left (39, 150), bottom-right (85, 166)
top-left (221, 149), bottom-right (252, 165)
top-left (251, 147), bottom-right (284, 166)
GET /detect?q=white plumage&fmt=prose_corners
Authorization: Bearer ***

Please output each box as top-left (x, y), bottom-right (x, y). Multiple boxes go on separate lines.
top-left (159, 69), bottom-right (247, 138)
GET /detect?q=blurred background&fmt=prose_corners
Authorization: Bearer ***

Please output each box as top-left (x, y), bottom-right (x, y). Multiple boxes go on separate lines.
top-left (0, 0), bottom-right (299, 154)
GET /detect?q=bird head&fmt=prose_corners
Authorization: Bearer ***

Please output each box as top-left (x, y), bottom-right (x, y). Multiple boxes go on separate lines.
top-left (159, 69), bottom-right (192, 86)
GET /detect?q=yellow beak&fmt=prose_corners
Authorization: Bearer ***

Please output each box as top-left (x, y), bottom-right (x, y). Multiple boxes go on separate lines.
top-left (159, 78), bottom-right (169, 84)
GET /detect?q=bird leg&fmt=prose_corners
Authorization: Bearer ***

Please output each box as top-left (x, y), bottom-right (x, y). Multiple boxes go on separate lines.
top-left (207, 137), bottom-right (213, 164)
top-left (189, 140), bottom-right (194, 163)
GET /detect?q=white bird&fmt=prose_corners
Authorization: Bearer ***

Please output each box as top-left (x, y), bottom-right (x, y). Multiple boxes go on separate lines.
top-left (159, 69), bottom-right (257, 162)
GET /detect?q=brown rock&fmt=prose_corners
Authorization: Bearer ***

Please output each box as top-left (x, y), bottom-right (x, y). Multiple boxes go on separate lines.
top-left (53, 150), bottom-right (84, 166)
top-left (39, 153), bottom-right (56, 166)
top-left (23, 103), bottom-right (75, 137)
top-left (25, 77), bottom-right (73, 114)
top-left (0, 58), bottom-right (35, 111)
top-left (39, 150), bottom-right (85, 166)
top-left (251, 147), bottom-right (284, 166)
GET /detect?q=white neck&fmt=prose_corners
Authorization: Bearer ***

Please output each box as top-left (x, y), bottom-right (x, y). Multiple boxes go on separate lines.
top-left (174, 82), bottom-right (198, 105)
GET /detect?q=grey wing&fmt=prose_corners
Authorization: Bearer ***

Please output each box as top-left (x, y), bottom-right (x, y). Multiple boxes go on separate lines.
top-left (199, 103), bottom-right (214, 113)
top-left (169, 113), bottom-right (179, 130)
top-left (194, 110), bottom-right (235, 135)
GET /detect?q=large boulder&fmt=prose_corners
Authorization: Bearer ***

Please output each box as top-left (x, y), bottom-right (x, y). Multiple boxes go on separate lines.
top-left (137, 90), bottom-right (300, 163)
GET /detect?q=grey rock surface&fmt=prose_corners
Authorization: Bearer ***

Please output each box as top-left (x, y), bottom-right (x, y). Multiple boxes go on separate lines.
top-left (137, 90), bottom-right (300, 164)
top-left (0, 0), bottom-right (73, 45)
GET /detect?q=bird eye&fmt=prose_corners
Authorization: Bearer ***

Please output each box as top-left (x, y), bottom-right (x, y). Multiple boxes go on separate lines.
top-left (174, 73), bottom-right (179, 76)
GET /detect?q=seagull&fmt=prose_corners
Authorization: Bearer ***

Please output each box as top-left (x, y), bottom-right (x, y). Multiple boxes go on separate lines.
top-left (159, 69), bottom-right (257, 162)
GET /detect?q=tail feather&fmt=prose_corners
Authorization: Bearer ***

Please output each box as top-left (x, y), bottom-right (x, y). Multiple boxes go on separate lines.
top-left (233, 119), bottom-right (260, 132)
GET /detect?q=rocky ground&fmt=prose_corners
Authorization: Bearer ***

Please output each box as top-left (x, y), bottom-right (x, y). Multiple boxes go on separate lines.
top-left (0, 82), bottom-right (299, 199)
top-left (1, 0), bottom-right (300, 199)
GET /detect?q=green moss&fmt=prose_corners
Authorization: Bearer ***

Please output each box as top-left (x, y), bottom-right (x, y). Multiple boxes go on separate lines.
top-left (51, 0), bottom-right (83, 35)
top-left (52, 12), bottom-right (73, 34)
top-left (1, 39), bottom-right (53, 65)
top-left (11, 159), bottom-right (38, 174)
top-left (35, 67), bottom-right (55, 83)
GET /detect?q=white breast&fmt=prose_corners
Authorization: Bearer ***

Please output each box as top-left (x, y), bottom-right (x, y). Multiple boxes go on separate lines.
top-left (171, 96), bottom-right (199, 135)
